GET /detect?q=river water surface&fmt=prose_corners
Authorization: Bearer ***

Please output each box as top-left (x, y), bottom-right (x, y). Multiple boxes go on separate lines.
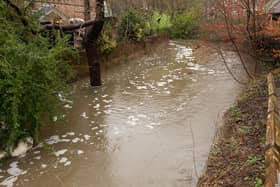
top-left (0, 40), bottom-right (247, 187)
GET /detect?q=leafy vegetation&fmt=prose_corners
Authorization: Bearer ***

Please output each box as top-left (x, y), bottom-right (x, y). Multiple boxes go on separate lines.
top-left (0, 2), bottom-right (76, 153)
top-left (170, 11), bottom-right (200, 39)
top-left (98, 22), bottom-right (117, 55)
top-left (118, 11), bottom-right (147, 42)
top-left (118, 9), bottom-right (201, 42)
top-left (149, 11), bottom-right (172, 35)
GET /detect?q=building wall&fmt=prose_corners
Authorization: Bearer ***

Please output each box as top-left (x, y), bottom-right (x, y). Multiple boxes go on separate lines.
top-left (33, 0), bottom-right (96, 20)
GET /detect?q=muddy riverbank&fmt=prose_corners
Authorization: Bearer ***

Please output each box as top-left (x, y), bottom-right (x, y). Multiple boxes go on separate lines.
top-left (0, 40), bottom-right (248, 187)
top-left (198, 80), bottom-right (267, 187)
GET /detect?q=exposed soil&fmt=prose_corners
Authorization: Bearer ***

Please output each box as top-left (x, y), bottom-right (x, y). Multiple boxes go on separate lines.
top-left (198, 80), bottom-right (268, 187)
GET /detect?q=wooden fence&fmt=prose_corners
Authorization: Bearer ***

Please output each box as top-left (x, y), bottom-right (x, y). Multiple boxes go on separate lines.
top-left (266, 71), bottom-right (280, 187)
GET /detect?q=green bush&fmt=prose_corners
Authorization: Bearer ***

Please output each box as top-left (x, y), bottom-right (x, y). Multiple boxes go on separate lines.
top-left (98, 23), bottom-right (117, 55)
top-left (170, 12), bottom-right (200, 39)
top-left (0, 2), bottom-right (76, 152)
top-left (118, 11), bottom-right (147, 42)
top-left (149, 11), bottom-right (172, 34)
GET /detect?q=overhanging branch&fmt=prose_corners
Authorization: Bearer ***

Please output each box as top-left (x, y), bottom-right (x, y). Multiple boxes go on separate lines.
top-left (40, 20), bottom-right (99, 32)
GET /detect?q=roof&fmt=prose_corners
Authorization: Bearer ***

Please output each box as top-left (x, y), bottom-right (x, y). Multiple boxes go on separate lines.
top-left (39, 4), bottom-right (69, 23)
top-left (266, 0), bottom-right (280, 13)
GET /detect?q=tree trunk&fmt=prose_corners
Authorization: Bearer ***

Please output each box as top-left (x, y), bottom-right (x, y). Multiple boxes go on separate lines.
top-left (84, 0), bottom-right (104, 86)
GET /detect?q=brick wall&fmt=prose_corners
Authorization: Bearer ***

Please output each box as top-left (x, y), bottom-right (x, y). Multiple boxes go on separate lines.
top-left (33, 0), bottom-right (96, 20)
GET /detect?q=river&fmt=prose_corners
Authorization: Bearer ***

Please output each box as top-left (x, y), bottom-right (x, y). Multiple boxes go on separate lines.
top-left (0, 40), bottom-right (247, 187)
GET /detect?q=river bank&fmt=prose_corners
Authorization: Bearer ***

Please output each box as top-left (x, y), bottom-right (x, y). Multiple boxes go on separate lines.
top-left (198, 79), bottom-right (268, 186)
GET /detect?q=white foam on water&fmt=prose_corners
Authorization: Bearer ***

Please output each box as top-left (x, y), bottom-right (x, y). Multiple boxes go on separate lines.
top-left (72, 138), bottom-right (80, 143)
top-left (54, 149), bottom-right (68, 157)
top-left (64, 161), bottom-right (71, 166)
top-left (41, 164), bottom-right (47, 169)
top-left (64, 104), bottom-right (72, 109)
top-left (46, 135), bottom-right (70, 145)
top-left (34, 156), bottom-right (41, 160)
top-left (59, 157), bottom-right (68, 163)
top-left (136, 86), bottom-right (147, 90)
top-left (1, 161), bottom-right (27, 187)
top-left (66, 132), bottom-right (75, 136)
top-left (91, 127), bottom-right (99, 131)
top-left (104, 110), bottom-right (112, 114)
top-left (80, 112), bottom-right (89, 119)
top-left (33, 151), bottom-right (40, 154)
top-left (53, 116), bottom-right (58, 122)
top-left (146, 125), bottom-right (154, 129)
top-left (77, 150), bottom-right (84, 155)
top-left (83, 135), bottom-right (91, 141)
top-left (156, 82), bottom-right (167, 87)
top-left (103, 99), bottom-right (112, 104)
top-left (11, 138), bottom-right (33, 157)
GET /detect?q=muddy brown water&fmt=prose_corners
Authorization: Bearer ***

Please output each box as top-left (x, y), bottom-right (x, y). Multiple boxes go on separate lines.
top-left (0, 40), bottom-right (248, 187)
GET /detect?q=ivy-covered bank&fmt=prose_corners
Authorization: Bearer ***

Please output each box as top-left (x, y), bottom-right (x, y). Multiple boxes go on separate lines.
top-left (0, 1), bottom-right (75, 157)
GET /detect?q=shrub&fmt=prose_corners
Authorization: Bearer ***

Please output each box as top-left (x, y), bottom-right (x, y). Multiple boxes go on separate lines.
top-left (170, 12), bottom-right (200, 39)
top-left (0, 2), bottom-right (76, 153)
top-left (118, 11), bottom-right (147, 42)
top-left (149, 11), bottom-right (172, 34)
top-left (98, 22), bottom-right (117, 55)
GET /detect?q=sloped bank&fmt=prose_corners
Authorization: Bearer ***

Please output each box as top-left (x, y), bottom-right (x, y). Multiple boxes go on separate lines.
top-left (198, 80), bottom-right (267, 186)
